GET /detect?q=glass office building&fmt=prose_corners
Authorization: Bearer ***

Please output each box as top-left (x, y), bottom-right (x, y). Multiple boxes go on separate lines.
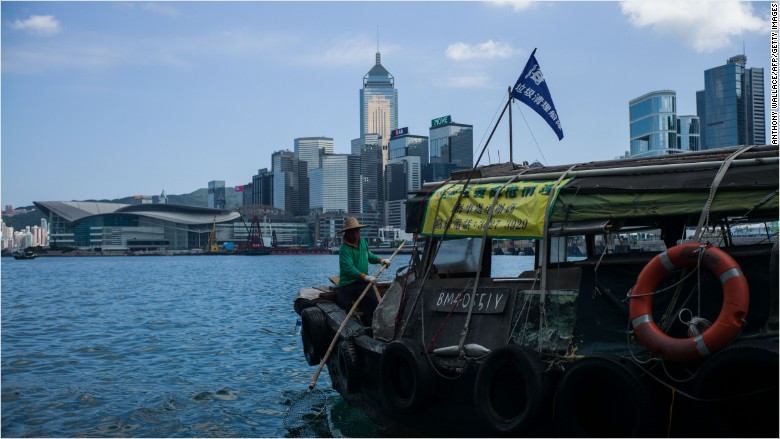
top-left (351, 135), bottom-right (384, 216)
top-left (677, 115), bottom-right (701, 152)
top-left (251, 168), bottom-right (273, 207)
top-left (295, 137), bottom-right (333, 216)
top-left (360, 51), bottom-right (398, 165)
top-left (429, 122), bottom-right (473, 168)
top-left (629, 90), bottom-right (679, 157)
top-left (385, 155), bottom-right (421, 230)
top-left (271, 150), bottom-right (308, 216)
top-left (317, 154), bottom-right (361, 214)
top-left (388, 131), bottom-right (429, 165)
top-left (208, 180), bottom-right (226, 209)
top-left (294, 137), bottom-right (333, 171)
top-left (697, 55), bottom-right (765, 149)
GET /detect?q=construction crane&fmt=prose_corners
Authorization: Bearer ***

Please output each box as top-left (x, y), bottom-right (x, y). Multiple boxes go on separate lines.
top-left (238, 211), bottom-right (270, 255)
top-left (207, 217), bottom-right (220, 253)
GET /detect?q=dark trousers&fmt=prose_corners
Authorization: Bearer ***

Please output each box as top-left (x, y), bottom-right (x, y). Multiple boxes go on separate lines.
top-left (337, 280), bottom-right (378, 327)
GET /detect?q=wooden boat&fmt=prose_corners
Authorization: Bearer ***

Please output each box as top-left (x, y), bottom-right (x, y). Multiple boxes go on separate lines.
top-left (13, 250), bottom-right (37, 260)
top-left (294, 144), bottom-right (778, 437)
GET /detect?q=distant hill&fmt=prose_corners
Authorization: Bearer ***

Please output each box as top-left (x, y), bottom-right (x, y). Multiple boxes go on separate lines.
top-left (1, 208), bottom-right (46, 231)
top-left (1, 188), bottom-right (242, 230)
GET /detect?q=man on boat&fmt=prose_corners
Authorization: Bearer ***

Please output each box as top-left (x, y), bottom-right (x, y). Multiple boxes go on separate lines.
top-left (336, 217), bottom-right (390, 326)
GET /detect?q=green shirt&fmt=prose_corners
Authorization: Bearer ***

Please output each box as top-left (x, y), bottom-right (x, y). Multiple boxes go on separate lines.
top-left (338, 238), bottom-right (381, 287)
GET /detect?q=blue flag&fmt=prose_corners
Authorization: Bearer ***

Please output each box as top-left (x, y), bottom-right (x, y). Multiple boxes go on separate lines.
top-left (512, 49), bottom-right (564, 140)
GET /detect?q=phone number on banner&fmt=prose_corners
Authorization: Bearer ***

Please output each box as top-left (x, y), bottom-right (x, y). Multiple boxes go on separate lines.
top-left (421, 179), bottom-right (571, 239)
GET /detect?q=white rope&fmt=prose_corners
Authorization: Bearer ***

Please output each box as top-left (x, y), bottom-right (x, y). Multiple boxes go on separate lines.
top-left (537, 165), bottom-right (577, 351)
top-left (507, 272), bottom-right (538, 344)
top-left (678, 308), bottom-right (712, 337)
top-left (693, 145), bottom-right (754, 241)
top-left (457, 169), bottom-right (532, 353)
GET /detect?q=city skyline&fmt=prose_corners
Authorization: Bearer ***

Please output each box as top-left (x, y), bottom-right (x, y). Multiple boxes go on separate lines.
top-left (1, 1), bottom-right (772, 208)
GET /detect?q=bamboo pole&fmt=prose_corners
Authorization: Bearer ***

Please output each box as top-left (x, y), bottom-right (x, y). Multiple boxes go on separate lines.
top-left (309, 242), bottom-right (405, 390)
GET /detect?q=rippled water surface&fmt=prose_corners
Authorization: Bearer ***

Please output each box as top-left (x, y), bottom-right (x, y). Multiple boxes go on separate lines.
top-left (1, 254), bottom-right (529, 437)
top-left (2, 255), bottom-right (404, 437)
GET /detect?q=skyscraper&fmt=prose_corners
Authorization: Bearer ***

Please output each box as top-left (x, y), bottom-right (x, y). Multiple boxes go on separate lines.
top-left (208, 180), bottom-right (226, 209)
top-left (360, 51), bottom-right (398, 165)
top-left (424, 115), bottom-right (473, 181)
top-left (386, 128), bottom-right (425, 229)
top-left (351, 134), bottom-right (384, 217)
top-left (385, 155), bottom-right (421, 230)
top-left (251, 168), bottom-right (274, 207)
top-left (677, 115), bottom-right (701, 152)
top-left (388, 128), bottom-right (429, 165)
top-left (295, 137), bottom-right (333, 216)
top-left (697, 55), bottom-right (766, 149)
top-left (294, 137), bottom-right (333, 171)
top-left (271, 150), bottom-right (309, 216)
top-left (627, 90), bottom-right (702, 158)
top-left (629, 90), bottom-right (679, 157)
top-left (314, 154), bottom-right (361, 214)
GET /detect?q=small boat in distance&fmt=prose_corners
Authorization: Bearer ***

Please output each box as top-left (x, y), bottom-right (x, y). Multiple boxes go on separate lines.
top-left (13, 250), bottom-right (37, 260)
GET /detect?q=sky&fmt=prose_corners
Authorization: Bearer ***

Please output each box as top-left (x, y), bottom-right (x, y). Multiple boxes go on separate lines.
top-left (0, 0), bottom-right (773, 208)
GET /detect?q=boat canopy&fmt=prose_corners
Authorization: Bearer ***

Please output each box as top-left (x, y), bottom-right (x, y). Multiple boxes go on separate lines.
top-left (406, 146), bottom-right (778, 238)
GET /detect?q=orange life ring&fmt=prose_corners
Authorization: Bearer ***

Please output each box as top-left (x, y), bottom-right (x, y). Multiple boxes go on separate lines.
top-left (629, 243), bottom-right (749, 362)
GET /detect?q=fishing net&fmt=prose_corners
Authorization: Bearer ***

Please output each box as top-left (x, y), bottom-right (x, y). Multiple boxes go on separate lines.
top-left (282, 388), bottom-right (328, 431)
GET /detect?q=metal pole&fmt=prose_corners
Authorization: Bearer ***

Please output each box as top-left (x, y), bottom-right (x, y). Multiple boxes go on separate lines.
top-left (508, 86), bottom-right (513, 165)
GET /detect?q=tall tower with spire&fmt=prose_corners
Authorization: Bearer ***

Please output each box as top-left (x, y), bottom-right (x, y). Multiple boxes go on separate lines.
top-left (360, 50), bottom-right (398, 165)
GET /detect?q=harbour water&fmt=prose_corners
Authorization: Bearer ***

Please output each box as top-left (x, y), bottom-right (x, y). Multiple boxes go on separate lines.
top-left (1, 254), bottom-right (532, 437)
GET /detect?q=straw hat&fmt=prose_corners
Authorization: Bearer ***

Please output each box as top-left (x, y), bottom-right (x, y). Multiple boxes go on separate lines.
top-left (338, 217), bottom-right (368, 234)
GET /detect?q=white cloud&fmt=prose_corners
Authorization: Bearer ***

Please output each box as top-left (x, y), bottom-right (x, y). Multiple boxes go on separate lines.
top-left (10, 15), bottom-right (61, 36)
top-left (3, 29), bottom-right (296, 74)
top-left (445, 40), bottom-right (521, 61)
top-left (489, 0), bottom-right (535, 13)
top-left (321, 36), bottom-right (376, 65)
top-left (302, 34), bottom-right (400, 67)
top-left (140, 3), bottom-right (182, 18)
top-left (620, 0), bottom-right (765, 53)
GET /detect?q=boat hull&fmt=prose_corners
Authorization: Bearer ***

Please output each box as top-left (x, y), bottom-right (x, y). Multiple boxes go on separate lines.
top-left (304, 300), bottom-right (552, 437)
top-left (295, 245), bottom-right (778, 437)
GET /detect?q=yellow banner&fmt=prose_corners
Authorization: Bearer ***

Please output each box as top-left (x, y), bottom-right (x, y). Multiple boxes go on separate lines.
top-left (421, 180), bottom-right (571, 238)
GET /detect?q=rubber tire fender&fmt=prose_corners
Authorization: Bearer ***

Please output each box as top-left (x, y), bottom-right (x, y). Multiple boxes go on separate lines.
top-left (294, 297), bottom-right (318, 316)
top-left (380, 339), bottom-right (434, 412)
top-left (554, 356), bottom-right (656, 437)
top-left (335, 339), bottom-right (361, 394)
top-left (473, 345), bottom-right (552, 435)
top-left (692, 343), bottom-right (779, 438)
top-left (300, 306), bottom-right (329, 366)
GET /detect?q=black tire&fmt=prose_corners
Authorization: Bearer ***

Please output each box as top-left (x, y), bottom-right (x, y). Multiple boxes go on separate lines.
top-left (692, 343), bottom-right (779, 437)
top-left (294, 298), bottom-right (318, 315)
top-left (334, 339), bottom-right (361, 394)
top-left (301, 306), bottom-right (329, 366)
top-left (473, 345), bottom-right (551, 435)
top-left (380, 339), bottom-right (434, 412)
top-left (554, 356), bottom-right (656, 437)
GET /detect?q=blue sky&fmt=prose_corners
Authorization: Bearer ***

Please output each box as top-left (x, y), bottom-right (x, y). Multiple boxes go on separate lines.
top-left (1, 1), bottom-right (771, 208)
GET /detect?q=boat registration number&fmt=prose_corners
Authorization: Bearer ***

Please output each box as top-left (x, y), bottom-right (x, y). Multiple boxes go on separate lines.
top-left (432, 288), bottom-right (510, 314)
